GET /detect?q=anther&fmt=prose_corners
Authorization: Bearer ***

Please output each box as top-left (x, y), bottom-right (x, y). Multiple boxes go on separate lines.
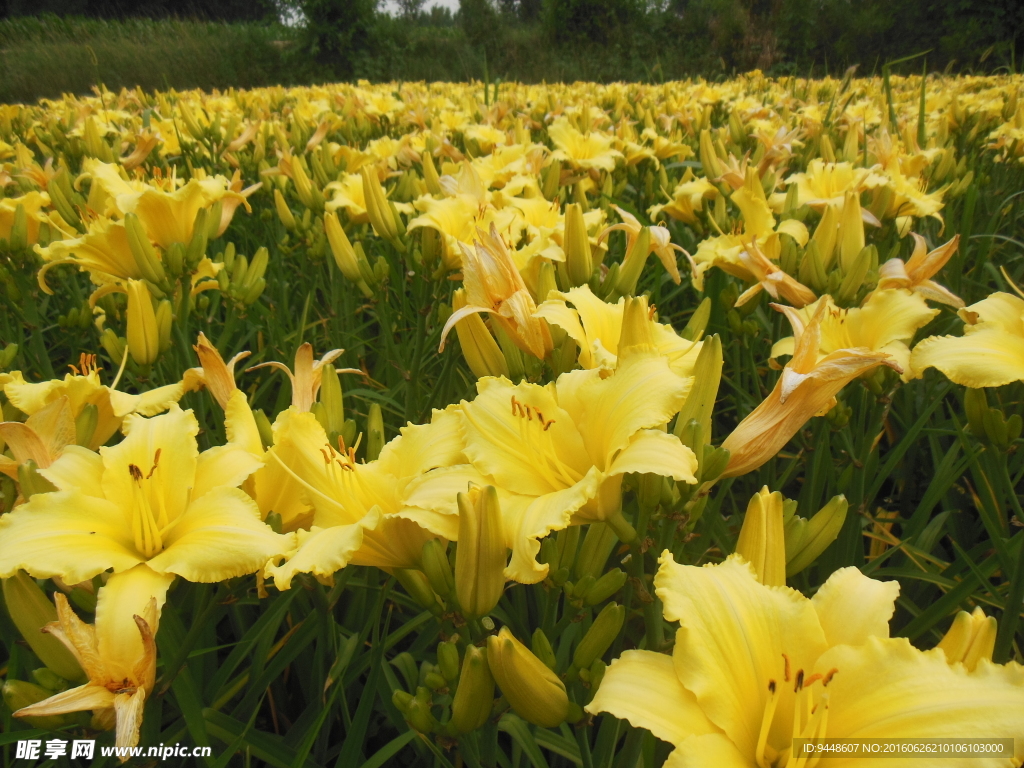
top-left (128, 464), bottom-right (143, 481)
top-left (146, 449), bottom-right (161, 479)
top-left (794, 669), bottom-right (805, 693)
top-left (782, 653), bottom-right (791, 682)
top-left (821, 668), bottom-right (838, 687)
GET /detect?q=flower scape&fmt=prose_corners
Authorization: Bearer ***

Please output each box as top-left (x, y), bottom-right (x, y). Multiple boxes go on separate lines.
top-left (0, 72), bottom-right (1023, 766)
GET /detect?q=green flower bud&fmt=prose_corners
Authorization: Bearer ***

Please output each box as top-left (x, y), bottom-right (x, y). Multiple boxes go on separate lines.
top-left (124, 212), bottom-right (166, 286)
top-left (455, 485), bottom-right (507, 619)
top-left (2, 572), bottom-right (83, 681)
top-left (784, 494), bottom-right (848, 577)
top-left (366, 403), bottom-right (384, 461)
top-left (74, 403), bottom-right (98, 449)
top-left (583, 568), bottom-right (628, 606)
top-left (31, 667), bottom-right (66, 692)
top-left (420, 539), bottom-right (454, 599)
top-left (673, 334), bottom-right (723, 453)
top-left (681, 297), bottom-right (711, 341)
top-left (574, 522), bottom-right (618, 580)
top-left (185, 208), bottom-right (209, 269)
top-left (735, 487), bottom-right (786, 587)
top-left (17, 460), bottom-right (56, 501)
top-left (394, 568), bottom-right (441, 614)
top-left (564, 203), bottom-right (593, 287)
top-left (451, 646), bottom-right (495, 733)
top-left (531, 629), bottom-right (557, 672)
top-left (487, 627), bottom-right (569, 728)
top-left (572, 603), bottom-right (625, 671)
top-left (4, 680), bottom-right (71, 730)
top-left (274, 189), bottom-right (297, 230)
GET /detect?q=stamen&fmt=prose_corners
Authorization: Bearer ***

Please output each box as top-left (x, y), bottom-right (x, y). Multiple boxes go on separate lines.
top-left (146, 449), bottom-right (161, 479)
top-left (782, 653), bottom-right (791, 682)
top-left (755, 679), bottom-right (778, 768)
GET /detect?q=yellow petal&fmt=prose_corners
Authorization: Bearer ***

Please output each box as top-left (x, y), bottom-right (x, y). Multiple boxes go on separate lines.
top-left (654, 552), bottom-right (827, 758)
top-left (102, 406), bottom-right (199, 527)
top-left (911, 327), bottom-right (1024, 387)
top-left (16, 683), bottom-right (114, 718)
top-left (192, 443), bottom-right (263, 501)
top-left (377, 407), bottom-right (465, 479)
top-left (267, 513), bottom-right (377, 590)
top-left (662, 734), bottom-right (749, 768)
top-left (776, 218), bottom-right (809, 246)
top-left (607, 429), bottom-right (698, 483)
top-left (148, 487), bottom-right (292, 582)
top-left (224, 388), bottom-right (263, 455)
top-left (0, 491), bottom-right (141, 583)
top-left (352, 514), bottom-right (435, 571)
top-left (818, 637), bottom-right (1024, 760)
top-left (109, 381), bottom-right (188, 419)
top-left (811, 566), bottom-right (899, 647)
top-left (38, 444), bottom-right (105, 493)
top-left (585, 649), bottom-right (718, 747)
top-left (959, 291), bottom-right (1024, 334)
top-left (113, 689), bottom-right (146, 750)
top-left (94, 565), bottom-right (173, 684)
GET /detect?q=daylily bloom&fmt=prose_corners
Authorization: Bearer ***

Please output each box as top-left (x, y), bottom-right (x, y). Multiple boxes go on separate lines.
top-left (14, 565), bottom-right (173, 758)
top-left (877, 233), bottom-right (964, 308)
top-left (770, 290), bottom-right (938, 380)
top-left (425, 343), bottom-right (697, 583)
top-left (910, 291), bottom-right (1024, 387)
top-left (534, 285), bottom-right (702, 377)
top-left (734, 238), bottom-right (817, 309)
top-left (0, 395), bottom-right (76, 488)
top-left (263, 407), bottom-right (465, 588)
top-left (2, 356), bottom-right (187, 451)
top-left (548, 117), bottom-right (623, 172)
top-left (588, 553), bottom-right (1024, 768)
top-left (722, 302), bottom-right (900, 477)
top-left (440, 225), bottom-right (553, 360)
top-left (649, 170), bottom-right (719, 227)
top-left (248, 343), bottom-right (355, 413)
top-left (781, 159), bottom-right (889, 214)
top-left (0, 405), bottom-right (290, 585)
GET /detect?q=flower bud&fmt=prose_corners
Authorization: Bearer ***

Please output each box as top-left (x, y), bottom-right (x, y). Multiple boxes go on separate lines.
top-left (699, 129), bottom-right (723, 180)
top-left (366, 403), bottom-right (384, 461)
top-left (185, 208), bottom-right (209, 268)
top-left (2, 572), bottom-right (83, 681)
top-left (74, 403), bottom-right (98, 448)
top-left (618, 295), bottom-right (656, 355)
top-left (318, 363), bottom-right (346, 439)
top-left (564, 203), bottom-right (593, 287)
top-left (274, 189), bottom-right (297, 230)
top-left (420, 539), bottom-right (454, 599)
top-left (100, 328), bottom-right (126, 367)
top-left (399, 687), bottom-right (440, 733)
top-left (31, 667), bottom-right (66, 692)
top-left (836, 244), bottom-right (875, 304)
top-left (361, 167), bottom-right (400, 246)
top-left (936, 606), bottom-right (997, 672)
top-left (178, 101), bottom-right (205, 140)
top-left (325, 212), bottom-right (372, 296)
top-left (126, 279), bottom-right (160, 366)
top-left (582, 568), bottom-right (628, 606)
top-left (673, 334), bottom-right (723, 454)
top-left (455, 485), bottom-right (507, 619)
top-left (124, 212), bottom-right (166, 286)
top-left (437, 641), bottom-right (461, 682)
top-left (837, 190), bottom-right (865, 271)
top-left (542, 159), bottom-right (562, 201)
top-left (487, 627), bottom-right (569, 728)
top-left (735, 487), bottom-right (787, 587)
top-left (292, 156), bottom-right (320, 213)
top-left (810, 204), bottom-right (838, 270)
top-left (394, 568), bottom-right (441, 614)
top-left (575, 522), bottom-right (618, 579)
top-left (784, 494), bottom-right (848, 576)
top-left (155, 299), bottom-right (173, 353)
top-left (612, 226), bottom-right (651, 298)
top-left (573, 603), bottom-right (625, 671)
top-left (531, 629), bottom-right (557, 672)
top-left (451, 646), bottom-right (495, 733)
top-left (422, 151), bottom-right (443, 196)
top-left (681, 297), bottom-right (711, 341)
top-left (451, 289), bottom-right (509, 379)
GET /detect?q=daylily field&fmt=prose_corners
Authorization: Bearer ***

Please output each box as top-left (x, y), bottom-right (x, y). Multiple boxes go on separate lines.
top-left (0, 72), bottom-right (1023, 767)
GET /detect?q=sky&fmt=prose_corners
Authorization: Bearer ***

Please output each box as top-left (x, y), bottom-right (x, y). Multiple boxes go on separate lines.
top-left (380, 0), bottom-right (459, 12)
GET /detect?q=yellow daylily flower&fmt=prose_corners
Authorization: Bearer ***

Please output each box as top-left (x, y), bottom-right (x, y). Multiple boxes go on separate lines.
top-left (770, 290), bottom-right (938, 381)
top-left (599, 205), bottom-right (685, 285)
top-left (435, 347), bottom-right (697, 583)
top-left (733, 238), bottom-right (817, 309)
top-left (3, 357), bottom-right (187, 451)
top-left (247, 343), bottom-right (354, 413)
top-left (263, 407), bottom-right (464, 588)
top-left (588, 553), bottom-right (1024, 768)
top-left (937, 606), bottom-right (998, 673)
top-left (0, 190), bottom-right (53, 246)
top-left (534, 285), bottom-right (702, 377)
top-left (0, 396), bottom-right (75, 491)
top-left (782, 159), bottom-right (889, 212)
top-left (877, 233), bottom-right (964, 308)
top-left (407, 195), bottom-right (517, 269)
top-left (440, 225), bottom-right (553, 361)
top-left (649, 170), bottom-right (719, 227)
top-left (722, 302), bottom-right (900, 477)
top-left (910, 291), bottom-right (1024, 387)
top-left (0, 405), bottom-right (290, 585)
top-left (548, 117), bottom-right (623, 172)
top-left (15, 565), bottom-right (173, 759)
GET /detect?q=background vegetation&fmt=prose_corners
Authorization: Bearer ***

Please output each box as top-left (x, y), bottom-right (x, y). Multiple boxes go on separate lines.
top-left (0, 0), bottom-right (1022, 103)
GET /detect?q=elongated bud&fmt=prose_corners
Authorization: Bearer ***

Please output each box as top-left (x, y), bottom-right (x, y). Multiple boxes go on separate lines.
top-left (422, 150), bottom-right (443, 196)
top-left (5, 680), bottom-right (73, 730)
top-left (2, 573), bottom-right (83, 681)
top-left (613, 226), bottom-right (652, 298)
top-left (784, 494), bottom-right (848, 576)
top-left (185, 208), bottom-right (209, 268)
top-left (403, 687), bottom-right (441, 733)
top-left (531, 629), bottom-right (557, 671)
top-left (451, 289), bottom-right (509, 379)
top-left (674, 334), bottom-right (723, 453)
top-left (487, 626), bottom-right (569, 728)
top-left (798, 240), bottom-right (829, 293)
top-left (573, 603), bottom-right (625, 672)
top-left (253, 408), bottom-right (274, 449)
top-left (74, 403), bottom-right (98, 448)
top-left (819, 133), bottom-right (836, 163)
top-left (575, 522), bottom-right (618, 579)
top-left (292, 156), bottom-right (319, 212)
top-left (451, 646), bottom-right (495, 733)
top-left (837, 190), bottom-right (865, 271)
top-left (699, 445), bottom-right (730, 484)
top-left (274, 189), bottom-right (297, 230)
top-left (126, 279), bottom-right (160, 366)
top-left (32, 667), bottom-right (65, 692)
top-left (366, 403), bottom-right (384, 461)
top-left (394, 568), bottom-right (441, 614)
top-left (100, 328), bottom-right (126, 368)
top-left (324, 212), bottom-right (370, 295)
top-left (165, 241), bottom-right (186, 277)
top-left (564, 203), bottom-right (593, 287)
top-left (241, 247), bottom-right (269, 292)
top-left (455, 484), bottom-right (507, 618)
top-left (437, 641), bottom-right (460, 682)
top-left (810, 204), bottom-right (839, 270)
top-left (155, 299), bottom-right (173, 353)
top-left (421, 539), bottom-right (454, 599)
top-left (583, 568), bottom-right (628, 606)
top-left (699, 129), bottom-right (723, 180)
top-left (835, 244), bottom-right (874, 304)
top-left (124, 213), bottom-right (166, 285)
top-left (681, 297), bottom-right (711, 341)
top-left (48, 178), bottom-right (82, 231)
top-left (178, 101), bottom-right (205, 140)
top-left (735, 487), bottom-right (786, 587)
top-left (542, 159), bottom-right (562, 201)
top-left (936, 607), bottom-right (997, 672)
top-left (319, 363), bottom-right (345, 438)
top-left (361, 167), bottom-right (400, 245)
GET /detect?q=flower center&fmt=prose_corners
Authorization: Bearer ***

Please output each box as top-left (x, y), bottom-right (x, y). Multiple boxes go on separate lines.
top-left (509, 395), bottom-right (583, 490)
top-left (755, 654), bottom-right (838, 768)
top-left (127, 450), bottom-right (167, 559)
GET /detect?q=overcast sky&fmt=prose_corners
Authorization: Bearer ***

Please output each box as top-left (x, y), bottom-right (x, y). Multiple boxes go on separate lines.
top-left (381, 0), bottom-right (459, 12)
